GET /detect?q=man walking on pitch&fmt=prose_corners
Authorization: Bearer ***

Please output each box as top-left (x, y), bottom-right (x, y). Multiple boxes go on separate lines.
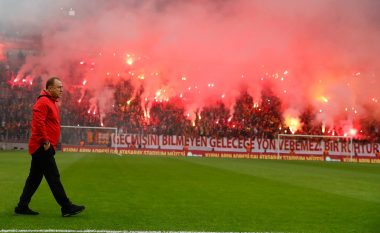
top-left (15, 77), bottom-right (85, 217)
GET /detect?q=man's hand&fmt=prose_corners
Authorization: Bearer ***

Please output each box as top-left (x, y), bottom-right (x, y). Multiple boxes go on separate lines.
top-left (43, 141), bottom-right (50, 151)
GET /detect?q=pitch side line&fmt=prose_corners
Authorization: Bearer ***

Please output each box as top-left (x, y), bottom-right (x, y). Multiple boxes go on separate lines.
top-left (0, 230), bottom-right (281, 233)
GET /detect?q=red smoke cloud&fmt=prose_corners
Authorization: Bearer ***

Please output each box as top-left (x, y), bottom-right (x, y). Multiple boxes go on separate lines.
top-left (2, 0), bottom-right (380, 132)
top-left (0, 43), bottom-right (5, 61)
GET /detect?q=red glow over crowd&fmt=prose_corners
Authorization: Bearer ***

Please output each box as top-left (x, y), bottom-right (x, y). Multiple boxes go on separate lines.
top-left (1, 51), bottom-right (380, 144)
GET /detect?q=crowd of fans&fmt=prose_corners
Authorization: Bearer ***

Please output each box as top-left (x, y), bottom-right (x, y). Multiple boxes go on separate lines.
top-left (2, 52), bottom-right (380, 144)
top-left (0, 59), bottom-right (35, 142)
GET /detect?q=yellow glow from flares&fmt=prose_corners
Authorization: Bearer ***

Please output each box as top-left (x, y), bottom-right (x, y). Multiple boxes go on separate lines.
top-left (321, 123), bottom-right (325, 133)
top-left (153, 89), bottom-right (171, 102)
top-left (126, 58), bottom-right (133, 65)
top-left (127, 100), bottom-right (131, 105)
top-left (156, 90), bottom-right (161, 97)
top-left (144, 109), bottom-right (150, 119)
top-left (318, 96), bottom-right (328, 103)
top-left (350, 128), bottom-right (357, 136)
top-left (125, 54), bottom-right (134, 66)
top-left (285, 117), bottom-right (301, 134)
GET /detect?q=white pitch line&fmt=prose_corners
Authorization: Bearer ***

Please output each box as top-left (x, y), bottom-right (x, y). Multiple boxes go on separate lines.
top-left (0, 230), bottom-right (280, 233)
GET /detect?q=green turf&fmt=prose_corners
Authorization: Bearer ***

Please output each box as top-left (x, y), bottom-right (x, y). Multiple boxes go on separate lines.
top-left (0, 150), bottom-right (380, 232)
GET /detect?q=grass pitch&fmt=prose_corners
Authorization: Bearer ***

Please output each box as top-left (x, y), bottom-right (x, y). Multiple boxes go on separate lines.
top-left (0, 151), bottom-right (380, 232)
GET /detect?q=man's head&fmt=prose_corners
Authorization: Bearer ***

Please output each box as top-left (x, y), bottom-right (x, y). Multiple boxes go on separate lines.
top-left (46, 77), bottom-right (63, 99)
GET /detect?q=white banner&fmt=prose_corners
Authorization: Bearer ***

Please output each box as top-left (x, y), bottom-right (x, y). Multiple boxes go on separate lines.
top-left (111, 134), bottom-right (379, 156)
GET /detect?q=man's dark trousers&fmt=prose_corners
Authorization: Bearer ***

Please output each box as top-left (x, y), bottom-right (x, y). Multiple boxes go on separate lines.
top-left (18, 146), bottom-right (71, 208)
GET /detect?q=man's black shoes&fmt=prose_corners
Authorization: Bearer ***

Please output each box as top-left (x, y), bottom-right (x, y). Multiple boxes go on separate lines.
top-left (61, 204), bottom-right (85, 217)
top-left (14, 206), bottom-right (39, 215)
top-left (15, 204), bottom-right (85, 217)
